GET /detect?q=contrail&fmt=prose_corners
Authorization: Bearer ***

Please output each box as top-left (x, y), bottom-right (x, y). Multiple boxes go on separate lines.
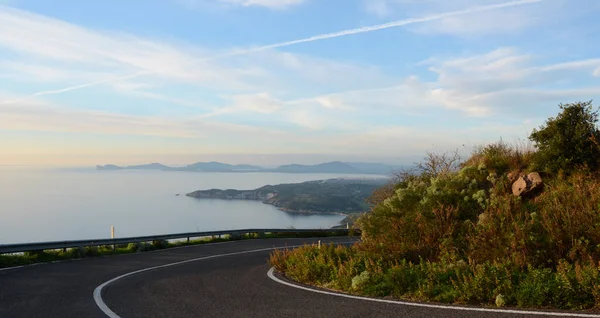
top-left (1, 0), bottom-right (543, 104)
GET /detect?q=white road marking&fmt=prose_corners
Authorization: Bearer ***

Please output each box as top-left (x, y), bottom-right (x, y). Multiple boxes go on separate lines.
top-left (0, 264), bottom-right (26, 272)
top-left (93, 240), bottom-right (356, 317)
top-left (267, 267), bottom-right (600, 317)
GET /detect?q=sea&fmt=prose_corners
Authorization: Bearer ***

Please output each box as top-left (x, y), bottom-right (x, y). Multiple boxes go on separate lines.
top-left (0, 167), bottom-right (387, 244)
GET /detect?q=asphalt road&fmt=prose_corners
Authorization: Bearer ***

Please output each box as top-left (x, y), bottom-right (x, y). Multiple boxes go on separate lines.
top-left (1, 237), bottom-right (596, 318)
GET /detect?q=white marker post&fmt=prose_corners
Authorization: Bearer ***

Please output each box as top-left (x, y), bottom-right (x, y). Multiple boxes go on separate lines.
top-left (111, 225), bottom-right (115, 251)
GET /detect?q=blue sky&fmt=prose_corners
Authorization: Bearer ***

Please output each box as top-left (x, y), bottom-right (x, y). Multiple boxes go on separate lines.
top-left (1, 0), bottom-right (600, 166)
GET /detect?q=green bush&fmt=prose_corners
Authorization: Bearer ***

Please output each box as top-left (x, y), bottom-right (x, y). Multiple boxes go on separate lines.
top-left (465, 140), bottom-right (534, 175)
top-left (358, 163), bottom-right (492, 262)
top-left (152, 239), bottom-right (169, 249)
top-left (529, 101), bottom-right (600, 174)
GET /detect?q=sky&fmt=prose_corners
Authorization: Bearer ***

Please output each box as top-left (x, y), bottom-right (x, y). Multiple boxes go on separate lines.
top-left (1, 0), bottom-right (600, 167)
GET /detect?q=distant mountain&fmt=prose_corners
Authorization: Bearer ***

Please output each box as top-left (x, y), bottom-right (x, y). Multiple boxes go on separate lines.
top-left (96, 163), bottom-right (170, 171)
top-left (179, 161), bottom-right (264, 172)
top-left (273, 161), bottom-right (360, 174)
top-left (96, 160), bottom-right (405, 175)
top-left (128, 163), bottom-right (170, 170)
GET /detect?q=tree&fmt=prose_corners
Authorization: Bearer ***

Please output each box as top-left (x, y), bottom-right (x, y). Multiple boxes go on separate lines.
top-left (529, 101), bottom-right (600, 174)
top-left (414, 149), bottom-right (461, 178)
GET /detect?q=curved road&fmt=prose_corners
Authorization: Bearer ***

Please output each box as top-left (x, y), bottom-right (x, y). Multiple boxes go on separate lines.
top-left (0, 237), bottom-right (597, 318)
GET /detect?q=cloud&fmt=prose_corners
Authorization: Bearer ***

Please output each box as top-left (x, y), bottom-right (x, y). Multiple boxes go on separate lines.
top-left (218, 0), bottom-right (306, 9)
top-left (417, 48), bottom-right (600, 116)
top-left (365, 0), bottom-right (553, 36)
top-left (364, 0), bottom-right (393, 18)
top-left (0, 6), bottom-right (269, 98)
top-left (2, 4), bottom-right (599, 164)
top-left (0, 61), bottom-right (112, 83)
top-left (226, 93), bottom-right (283, 113)
top-left (0, 0), bottom-right (543, 100)
top-left (313, 96), bottom-right (351, 110)
top-left (0, 94), bottom-right (289, 141)
top-left (177, 0), bottom-right (306, 10)
top-left (283, 48), bottom-right (600, 120)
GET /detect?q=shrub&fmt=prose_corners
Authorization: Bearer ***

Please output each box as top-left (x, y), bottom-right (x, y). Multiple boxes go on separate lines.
top-left (358, 162), bottom-right (491, 262)
top-left (351, 271), bottom-right (371, 291)
top-left (152, 239), bottom-right (169, 249)
top-left (529, 101), bottom-right (600, 174)
top-left (464, 140), bottom-right (535, 175)
top-left (496, 294), bottom-right (506, 307)
top-left (85, 246), bottom-right (99, 256)
top-left (270, 125), bottom-right (600, 310)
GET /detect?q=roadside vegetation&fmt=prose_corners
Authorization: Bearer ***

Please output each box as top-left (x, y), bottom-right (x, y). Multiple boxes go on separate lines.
top-left (270, 101), bottom-right (600, 310)
top-left (0, 230), bottom-right (352, 269)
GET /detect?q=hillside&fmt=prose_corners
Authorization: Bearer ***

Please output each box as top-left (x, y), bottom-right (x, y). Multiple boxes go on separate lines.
top-left (186, 178), bottom-right (387, 213)
top-left (269, 101), bottom-right (600, 311)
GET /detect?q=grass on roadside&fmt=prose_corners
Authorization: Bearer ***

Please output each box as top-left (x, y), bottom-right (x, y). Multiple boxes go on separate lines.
top-left (0, 230), bottom-right (355, 269)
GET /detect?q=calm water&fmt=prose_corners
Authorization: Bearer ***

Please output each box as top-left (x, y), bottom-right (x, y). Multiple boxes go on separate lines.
top-left (0, 168), bottom-right (386, 244)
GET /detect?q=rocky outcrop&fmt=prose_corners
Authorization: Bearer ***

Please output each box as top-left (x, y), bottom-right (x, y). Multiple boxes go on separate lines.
top-left (507, 171), bottom-right (521, 184)
top-left (512, 172), bottom-right (544, 198)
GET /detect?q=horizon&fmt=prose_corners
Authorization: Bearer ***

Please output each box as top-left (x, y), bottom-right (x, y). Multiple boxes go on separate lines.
top-left (0, 156), bottom-right (417, 168)
top-left (3, 155), bottom-right (419, 169)
top-left (1, 1), bottom-right (599, 165)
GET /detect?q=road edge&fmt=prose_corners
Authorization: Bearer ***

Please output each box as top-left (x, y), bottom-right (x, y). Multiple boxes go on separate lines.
top-left (267, 267), bottom-right (600, 318)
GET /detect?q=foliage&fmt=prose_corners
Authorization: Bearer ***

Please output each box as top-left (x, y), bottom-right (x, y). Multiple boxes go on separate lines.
top-left (258, 179), bottom-right (387, 213)
top-left (415, 149), bottom-right (462, 178)
top-left (270, 108), bottom-right (600, 311)
top-left (270, 243), bottom-right (600, 310)
top-left (358, 161), bottom-right (492, 262)
top-left (529, 101), bottom-right (600, 174)
top-left (463, 140), bottom-right (535, 175)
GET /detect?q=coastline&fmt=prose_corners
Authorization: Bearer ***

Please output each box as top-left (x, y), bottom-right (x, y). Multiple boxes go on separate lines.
top-left (275, 206), bottom-right (348, 216)
top-left (186, 194), bottom-right (367, 216)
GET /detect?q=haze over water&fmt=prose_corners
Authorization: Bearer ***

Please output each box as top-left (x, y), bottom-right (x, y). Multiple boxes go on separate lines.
top-left (0, 168), bottom-right (386, 244)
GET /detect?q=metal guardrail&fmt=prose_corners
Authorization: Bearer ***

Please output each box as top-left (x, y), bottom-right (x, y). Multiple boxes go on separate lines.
top-left (0, 228), bottom-right (358, 254)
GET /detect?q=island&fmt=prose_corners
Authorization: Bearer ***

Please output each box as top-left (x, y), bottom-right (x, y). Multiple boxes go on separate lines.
top-left (185, 178), bottom-right (388, 214)
top-left (96, 161), bottom-right (406, 175)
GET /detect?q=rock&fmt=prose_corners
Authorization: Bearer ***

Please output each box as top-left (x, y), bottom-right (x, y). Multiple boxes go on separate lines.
top-left (512, 176), bottom-right (528, 196)
top-left (527, 172), bottom-right (543, 188)
top-left (507, 171), bottom-right (521, 184)
top-left (512, 172), bottom-right (544, 198)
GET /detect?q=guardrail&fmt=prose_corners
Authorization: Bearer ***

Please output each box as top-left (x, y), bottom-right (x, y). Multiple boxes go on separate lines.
top-left (0, 228), bottom-right (358, 254)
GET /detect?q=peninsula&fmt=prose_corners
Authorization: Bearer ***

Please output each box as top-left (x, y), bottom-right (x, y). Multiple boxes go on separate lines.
top-left (186, 178), bottom-right (387, 214)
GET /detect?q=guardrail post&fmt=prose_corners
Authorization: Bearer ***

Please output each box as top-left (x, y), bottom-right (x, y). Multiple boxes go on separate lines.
top-left (111, 225), bottom-right (116, 251)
